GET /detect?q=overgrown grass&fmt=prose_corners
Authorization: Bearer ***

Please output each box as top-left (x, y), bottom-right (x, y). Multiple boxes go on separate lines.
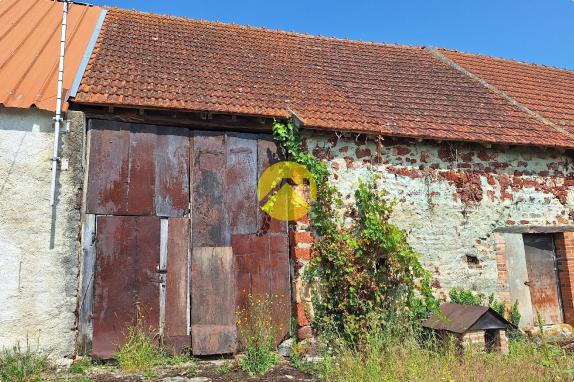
top-left (0, 342), bottom-right (46, 382)
top-left (237, 294), bottom-right (281, 375)
top-left (116, 324), bottom-right (195, 374)
top-left (303, 322), bottom-right (574, 382)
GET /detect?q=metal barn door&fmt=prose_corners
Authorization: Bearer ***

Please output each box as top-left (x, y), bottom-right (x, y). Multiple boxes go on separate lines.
top-left (190, 131), bottom-right (290, 354)
top-left (523, 234), bottom-right (563, 324)
top-left (87, 120), bottom-right (290, 357)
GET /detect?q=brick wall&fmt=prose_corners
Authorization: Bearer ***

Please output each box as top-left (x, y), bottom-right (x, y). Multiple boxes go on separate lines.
top-left (554, 232), bottom-right (574, 325)
top-left (290, 216), bottom-right (314, 339)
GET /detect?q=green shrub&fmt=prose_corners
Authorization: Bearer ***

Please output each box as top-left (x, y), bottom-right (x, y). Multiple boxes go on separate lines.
top-left (0, 341), bottom-right (46, 382)
top-left (449, 287), bottom-right (483, 306)
top-left (273, 119), bottom-right (437, 341)
top-left (237, 294), bottom-right (279, 375)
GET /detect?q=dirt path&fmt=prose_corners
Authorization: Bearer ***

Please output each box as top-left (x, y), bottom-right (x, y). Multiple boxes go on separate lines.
top-left (49, 359), bottom-right (318, 382)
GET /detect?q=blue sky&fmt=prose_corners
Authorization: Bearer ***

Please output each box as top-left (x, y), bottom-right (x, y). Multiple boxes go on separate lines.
top-left (89, 0), bottom-right (574, 70)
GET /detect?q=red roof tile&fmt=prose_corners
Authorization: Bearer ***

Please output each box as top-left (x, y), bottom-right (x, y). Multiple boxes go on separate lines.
top-left (442, 49), bottom-right (574, 134)
top-left (0, 0), bottom-right (103, 111)
top-left (73, 9), bottom-right (574, 148)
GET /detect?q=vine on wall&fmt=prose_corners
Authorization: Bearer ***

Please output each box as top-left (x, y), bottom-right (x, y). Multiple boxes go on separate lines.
top-left (272, 119), bottom-right (438, 340)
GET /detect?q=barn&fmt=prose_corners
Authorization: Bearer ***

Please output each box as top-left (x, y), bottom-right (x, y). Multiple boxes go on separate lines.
top-left (1, 1), bottom-right (574, 359)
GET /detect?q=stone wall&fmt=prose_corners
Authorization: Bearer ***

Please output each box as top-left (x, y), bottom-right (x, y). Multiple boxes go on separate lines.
top-left (293, 130), bottom-right (574, 335)
top-left (0, 108), bottom-right (84, 358)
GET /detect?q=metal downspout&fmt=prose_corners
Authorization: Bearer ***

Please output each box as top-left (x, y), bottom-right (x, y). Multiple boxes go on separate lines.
top-left (50, 0), bottom-right (69, 206)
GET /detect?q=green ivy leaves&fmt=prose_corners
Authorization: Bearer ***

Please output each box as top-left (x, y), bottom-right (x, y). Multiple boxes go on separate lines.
top-left (272, 119), bottom-right (438, 341)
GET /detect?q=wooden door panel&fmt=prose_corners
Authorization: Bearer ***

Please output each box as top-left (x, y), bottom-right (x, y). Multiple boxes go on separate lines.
top-left (127, 124), bottom-right (157, 215)
top-left (227, 133), bottom-right (258, 235)
top-left (156, 128), bottom-right (191, 217)
top-left (191, 247), bottom-right (236, 355)
top-left (192, 131), bottom-right (228, 246)
top-left (86, 119), bottom-right (130, 214)
top-left (270, 234), bottom-right (291, 341)
top-left (524, 234), bottom-right (563, 324)
top-left (87, 120), bottom-right (190, 216)
top-left (231, 233), bottom-right (290, 344)
top-left (165, 218), bottom-right (191, 353)
top-left (92, 216), bottom-right (161, 359)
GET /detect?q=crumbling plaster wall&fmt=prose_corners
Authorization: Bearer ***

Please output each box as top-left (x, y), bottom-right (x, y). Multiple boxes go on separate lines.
top-left (302, 130), bottom-right (574, 299)
top-left (0, 108), bottom-right (84, 358)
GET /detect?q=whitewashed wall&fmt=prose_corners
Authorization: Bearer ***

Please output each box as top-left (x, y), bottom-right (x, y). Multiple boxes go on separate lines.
top-left (0, 108), bottom-right (83, 359)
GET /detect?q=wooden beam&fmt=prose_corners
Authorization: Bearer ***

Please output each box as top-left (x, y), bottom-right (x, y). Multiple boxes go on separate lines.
top-left (76, 105), bottom-right (274, 133)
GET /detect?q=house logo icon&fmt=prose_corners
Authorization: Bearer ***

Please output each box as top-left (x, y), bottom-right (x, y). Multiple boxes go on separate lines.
top-left (257, 161), bottom-right (316, 221)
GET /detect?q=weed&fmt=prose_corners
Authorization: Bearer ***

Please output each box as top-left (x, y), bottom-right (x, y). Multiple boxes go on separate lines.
top-left (309, 325), bottom-right (573, 382)
top-left (0, 341), bottom-right (46, 382)
top-left (115, 324), bottom-right (169, 373)
top-left (237, 294), bottom-right (280, 375)
top-left (212, 361), bottom-right (232, 375)
top-left (68, 358), bottom-right (91, 375)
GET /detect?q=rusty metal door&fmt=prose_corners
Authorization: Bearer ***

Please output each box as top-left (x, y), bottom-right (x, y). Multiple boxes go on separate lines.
top-left (87, 120), bottom-right (190, 217)
top-left (190, 132), bottom-right (290, 353)
top-left (88, 122), bottom-right (291, 357)
top-left (523, 234), bottom-right (563, 324)
top-left (92, 216), bottom-right (161, 359)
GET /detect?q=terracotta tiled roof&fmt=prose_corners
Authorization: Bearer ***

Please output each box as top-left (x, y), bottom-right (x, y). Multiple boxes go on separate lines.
top-left (0, 0), bottom-right (103, 111)
top-left (442, 49), bottom-right (574, 134)
top-left (73, 8), bottom-right (574, 148)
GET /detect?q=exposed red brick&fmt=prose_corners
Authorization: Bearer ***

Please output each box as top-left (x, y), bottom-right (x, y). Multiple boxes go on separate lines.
top-left (292, 231), bottom-right (314, 244)
top-left (355, 147), bottom-right (372, 159)
top-left (293, 247), bottom-right (311, 261)
top-left (477, 150), bottom-right (494, 161)
top-left (295, 303), bottom-right (309, 327)
top-left (438, 146), bottom-right (456, 161)
top-left (393, 146), bottom-right (411, 156)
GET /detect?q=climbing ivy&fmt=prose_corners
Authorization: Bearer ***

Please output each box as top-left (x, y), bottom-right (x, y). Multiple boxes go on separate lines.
top-left (272, 119), bottom-right (438, 340)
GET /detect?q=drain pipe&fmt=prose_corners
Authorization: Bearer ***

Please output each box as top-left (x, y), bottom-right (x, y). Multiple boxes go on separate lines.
top-left (50, 0), bottom-right (70, 207)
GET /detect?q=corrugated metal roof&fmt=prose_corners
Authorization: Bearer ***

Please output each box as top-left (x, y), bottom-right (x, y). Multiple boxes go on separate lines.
top-left (0, 0), bottom-right (103, 111)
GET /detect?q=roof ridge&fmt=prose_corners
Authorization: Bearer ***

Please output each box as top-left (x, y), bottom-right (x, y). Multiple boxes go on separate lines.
top-left (107, 7), bottom-right (574, 74)
top-left (426, 47), bottom-right (574, 142)
top-left (107, 7), bottom-right (425, 50)
top-left (437, 47), bottom-right (574, 74)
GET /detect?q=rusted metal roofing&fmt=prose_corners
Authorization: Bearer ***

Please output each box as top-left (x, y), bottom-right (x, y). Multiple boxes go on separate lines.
top-left (422, 303), bottom-right (513, 334)
top-left (73, 8), bottom-right (574, 148)
top-left (0, 0), bottom-right (103, 111)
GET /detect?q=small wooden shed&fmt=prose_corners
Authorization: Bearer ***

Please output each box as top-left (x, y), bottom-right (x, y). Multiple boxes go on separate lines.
top-left (423, 303), bottom-right (515, 354)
